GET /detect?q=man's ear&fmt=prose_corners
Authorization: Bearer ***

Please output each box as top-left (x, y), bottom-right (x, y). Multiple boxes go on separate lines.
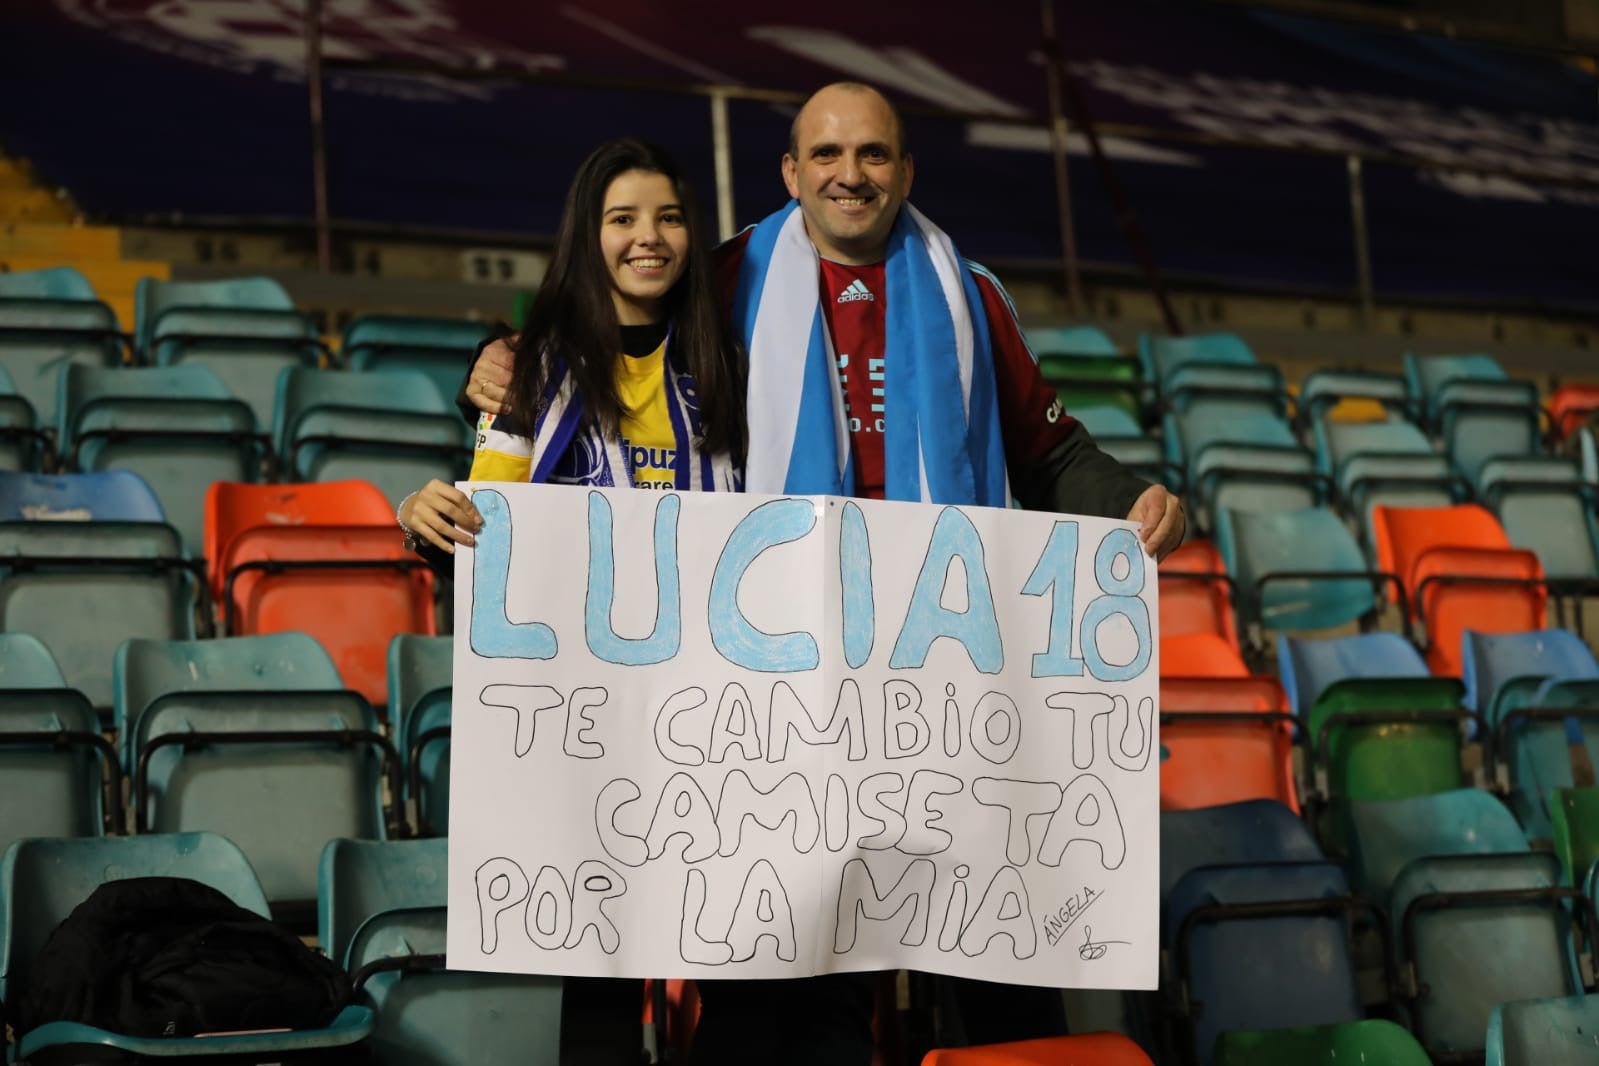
top-left (781, 153), bottom-right (800, 200)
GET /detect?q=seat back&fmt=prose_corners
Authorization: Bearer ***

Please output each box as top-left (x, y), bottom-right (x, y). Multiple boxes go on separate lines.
top-left (1394, 851), bottom-right (1576, 1058)
top-left (0, 468), bottom-right (165, 521)
top-left (0, 631), bottom-right (68, 687)
top-left (1159, 676), bottom-right (1295, 812)
top-left (139, 690), bottom-right (387, 906)
top-left (1370, 502), bottom-right (1511, 594)
top-left (204, 479), bottom-right (398, 599)
top-left (1139, 331), bottom-right (1257, 386)
top-left (1309, 677), bottom-right (1467, 808)
top-left (0, 266), bottom-right (96, 300)
top-left (318, 836), bottom-right (448, 969)
top-left (1414, 546), bottom-right (1546, 676)
top-left (1159, 799), bottom-right (1322, 904)
top-left (1347, 787), bottom-right (1526, 898)
top-left (1216, 507), bottom-right (1376, 635)
top-left (920, 1033), bottom-right (1155, 1065)
top-left (0, 690), bottom-right (109, 857)
top-left (135, 276), bottom-right (295, 349)
top-left (0, 832), bottom-right (269, 1005)
top-left (0, 297), bottom-right (124, 426)
top-left (1487, 993), bottom-right (1599, 1066)
top-left (1025, 325), bottom-right (1119, 357)
top-left (1159, 540), bottom-right (1237, 649)
top-left (1482, 460), bottom-right (1599, 581)
top-left (0, 362), bottom-right (44, 472)
top-left (1460, 628), bottom-right (1599, 721)
top-left (1215, 1019), bottom-right (1431, 1066)
top-left (1276, 632), bottom-right (1428, 719)
top-left (1550, 384), bottom-right (1599, 444)
top-left (1166, 862), bottom-right (1361, 1066)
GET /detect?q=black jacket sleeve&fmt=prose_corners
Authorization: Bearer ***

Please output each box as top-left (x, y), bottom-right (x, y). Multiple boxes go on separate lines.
top-left (1010, 420), bottom-right (1152, 520)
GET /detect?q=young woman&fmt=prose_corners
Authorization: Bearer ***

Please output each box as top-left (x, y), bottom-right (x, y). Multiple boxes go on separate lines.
top-left (394, 138), bottom-right (745, 1066)
top-left (398, 136), bottom-right (744, 556)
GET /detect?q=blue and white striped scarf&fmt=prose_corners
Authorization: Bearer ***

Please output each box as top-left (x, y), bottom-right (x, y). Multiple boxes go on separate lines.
top-left (523, 343), bottom-right (739, 492)
top-left (732, 200), bottom-right (1009, 506)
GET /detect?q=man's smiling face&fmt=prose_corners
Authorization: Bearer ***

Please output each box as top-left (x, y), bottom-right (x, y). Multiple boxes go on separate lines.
top-left (782, 84), bottom-right (914, 266)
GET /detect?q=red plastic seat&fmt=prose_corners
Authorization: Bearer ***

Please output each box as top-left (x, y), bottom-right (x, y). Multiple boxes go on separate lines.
top-left (922, 1033), bottom-right (1154, 1065)
top-left (1161, 632), bottom-right (1248, 678)
top-left (1161, 676), bottom-right (1298, 813)
top-left (205, 480), bottom-right (433, 707)
top-left (1551, 383), bottom-right (1599, 444)
top-left (1413, 546), bottom-right (1546, 676)
top-left (1160, 539), bottom-right (1238, 650)
top-left (1370, 503), bottom-right (1511, 611)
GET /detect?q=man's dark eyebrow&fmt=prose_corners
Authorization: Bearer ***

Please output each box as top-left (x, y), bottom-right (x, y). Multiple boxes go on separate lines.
top-left (859, 141), bottom-right (892, 155)
top-left (808, 142), bottom-right (841, 158)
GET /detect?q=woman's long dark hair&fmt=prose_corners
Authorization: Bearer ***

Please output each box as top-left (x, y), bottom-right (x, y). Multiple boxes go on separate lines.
top-left (509, 139), bottom-right (745, 457)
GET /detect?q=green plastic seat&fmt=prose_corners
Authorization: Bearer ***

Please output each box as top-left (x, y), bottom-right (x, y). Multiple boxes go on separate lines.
top-left (1214, 1018), bottom-right (1431, 1065)
top-left (1550, 788), bottom-right (1599, 884)
top-left (1036, 350), bottom-right (1143, 423)
top-left (273, 367), bottom-right (469, 508)
top-left (1488, 993), bottom-right (1599, 1065)
top-left (0, 832), bottom-right (373, 1059)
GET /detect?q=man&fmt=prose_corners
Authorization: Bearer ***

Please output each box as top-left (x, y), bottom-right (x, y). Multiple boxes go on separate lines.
top-left (460, 82), bottom-right (1183, 1063)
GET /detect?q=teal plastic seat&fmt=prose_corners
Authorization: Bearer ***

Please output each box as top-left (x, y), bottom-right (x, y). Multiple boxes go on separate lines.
top-left (1168, 401), bottom-right (1315, 526)
top-left (1479, 458), bottom-right (1599, 581)
top-left (0, 362), bottom-right (47, 471)
top-left (1297, 368), bottom-right (1412, 424)
top-left (0, 686), bottom-right (114, 857)
top-left (0, 514), bottom-right (196, 711)
top-left (0, 265), bottom-right (96, 300)
top-left (1347, 788), bottom-right (1527, 899)
top-left (1445, 395), bottom-right (1542, 495)
top-left (0, 631), bottom-right (70, 688)
top-left (1139, 331), bottom-right (1257, 388)
top-left (0, 296), bottom-right (125, 426)
top-left (1159, 798), bottom-right (1322, 904)
top-left (1488, 993), bottom-right (1599, 1066)
top-left (273, 367), bottom-right (469, 508)
top-left (60, 363), bottom-right (264, 552)
top-left (1074, 404), bottom-right (1171, 487)
top-left (318, 837), bottom-right (450, 967)
top-left (1493, 673), bottom-right (1599, 843)
top-left (1216, 506), bottom-right (1378, 641)
top-left (342, 314), bottom-right (491, 406)
top-left (114, 632), bottom-right (344, 772)
top-left (136, 688), bottom-right (392, 912)
top-left (1025, 324), bottom-right (1119, 356)
top-left (1, 832), bottom-right (372, 1059)
top-left (1312, 417), bottom-right (1452, 516)
top-left (135, 275), bottom-right (298, 353)
top-left (389, 634), bottom-right (452, 836)
top-left (1405, 352), bottom-right (1507, 421)
top-left (1392, 851), bottom-right (1577, 1060)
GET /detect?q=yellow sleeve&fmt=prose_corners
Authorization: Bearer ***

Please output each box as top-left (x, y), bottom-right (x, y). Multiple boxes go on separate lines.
top-left (468, 411), bottom-right (533, 482)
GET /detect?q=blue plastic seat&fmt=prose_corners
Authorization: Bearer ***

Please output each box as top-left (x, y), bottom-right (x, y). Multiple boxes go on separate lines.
top-left (0, 832), bottom-right (372, 1059)
top-left (0, 295), bottom-right (125, 426)
top-left (1166, 862), bottom-right (1363, 1066)
top-left (1276, 633), bottom-right (1430, 718)
top-left (1159, 798), bottom-right (1322, 904)
top-left (0, 362), bottom-right (47, 471)
top-left (1462, 629), bottom-right (1599, 722)
top-left (1392, 851), bottom-right (1578, 1060)
top-left (59, 363), bottom-right (264, 552)
top-left (1487, 993), bottom-right (1599, 1066)
top-left (389, 634), bottom-right (452, 836)
top-left (1347, 788), bottom-right (1527, 899)
top-left (341, 314), bottom-right (490, 406)
top-left (273, 367), bottom-right (470, 508)
top-left (1216, 506), bottom-right (1379, 643)
top-left (0, 468), bottom-right (165, 521)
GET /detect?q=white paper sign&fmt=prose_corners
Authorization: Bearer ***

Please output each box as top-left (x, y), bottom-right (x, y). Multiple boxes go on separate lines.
top-left (446, 482), bottom-right (1158, 989)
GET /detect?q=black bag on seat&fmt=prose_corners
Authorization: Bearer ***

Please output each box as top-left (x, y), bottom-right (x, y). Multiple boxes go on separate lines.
top-left (16, 876), bottom-right (351, 1041)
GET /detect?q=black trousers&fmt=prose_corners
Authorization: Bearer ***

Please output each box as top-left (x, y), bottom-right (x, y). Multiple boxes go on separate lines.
top-left (560, 976), bottom-right (645, 1065)
top-left (688, 974), bottom-right (1067, 1064)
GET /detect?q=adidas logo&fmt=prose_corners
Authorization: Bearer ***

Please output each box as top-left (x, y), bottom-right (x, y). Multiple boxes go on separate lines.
top-left (836, 279), bottom-right (875, 303)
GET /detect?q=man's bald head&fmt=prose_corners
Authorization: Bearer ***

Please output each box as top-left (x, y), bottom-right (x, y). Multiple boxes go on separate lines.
top-left (788, 82), bottom-right (908, 159)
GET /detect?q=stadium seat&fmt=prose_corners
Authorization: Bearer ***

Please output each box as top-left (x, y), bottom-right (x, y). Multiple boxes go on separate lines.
top-left (1165, 862), bottom-right (1366, 1066)
top-left (1216, 507), bottom-right (1383, 645)
top-left (1311, 415), bottom-right (1457, 533)
top-left (1295, 367), bottom-right (1412, 426)
top-left (1277, 632), bottom-right (1430, 717)
top-left (389, 633), bottom-right (452, 836)
top-left (0, 634), bottom-right (119, 856)
top-left (205, 480), bottom-right (433, 707)
top-left (137, 276), bottom-right (323, 428)
top-left (1550, 383), bottom-right (1599, 446)
top-left (0, 265), bottom-right (97, 300)
top-left (1214, 1018), bottom-right (1430, 1065)
top-left (1161, 632), bottom-right (1248, 677)
top-left (920, 1033), bottom-right (1154, 1065)
top-left (1487, 993), bottom-right (1599, 1066)
top-left (319, 837), bottom-right (563, 1066)
top-left (1479, 457), bottom-right (1599, 585)
top-left (1461, 628), bottom-right (1599, 722)
top-left (341, 313), bottom-right (491, 408)
top-left (0, 362), bottom-right (48, 471)
top-left (133, 685), bottom-right (396, 918)
top-left (0, 472), bottom-right (199, 711)
top-left (1550, 788), bottom-right (1599, 884)
top-left (1073, 405), bottom-right (1173, 487)
top-left (1159, 675), bottom-right (1296, 812)
top-left (0, 292), bottom-right (126, 426)
top-left (1439, 384), bottom-right (1543, 494)
top-left (1159, 540), bottom-right (1238, 649)
top-left (1138, 331), bottom-right (1257, 389)
top-left (1165, 400), bottom-right (1318, 529)
top-left (113, 631), bottom-right (345, 771)
top-left (273, 367), bottom-right (470, 508)
top-left (1347, 788), bottom-right (1527, 899)
top-left (1403, 351), bottom-right (1509, 425)
top-left (59, 362), bottom-right (265, 552)
top-left (1026, 325), bottom-right (1120, 357)
top-left (1392, 850), bottom-right (1580, 1060)
top-left (0, 832), bottom-right (372, 1060)
top-left (1159, 798), bottom-right (1323, 904)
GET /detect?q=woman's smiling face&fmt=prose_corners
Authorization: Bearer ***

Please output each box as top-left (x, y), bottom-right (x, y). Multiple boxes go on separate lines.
top-left (599, 168), bottom-right (690, 326)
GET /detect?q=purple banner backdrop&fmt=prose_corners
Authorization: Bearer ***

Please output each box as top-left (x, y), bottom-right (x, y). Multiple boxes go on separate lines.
top-left (1, 0), bottom-right (1595, 308)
